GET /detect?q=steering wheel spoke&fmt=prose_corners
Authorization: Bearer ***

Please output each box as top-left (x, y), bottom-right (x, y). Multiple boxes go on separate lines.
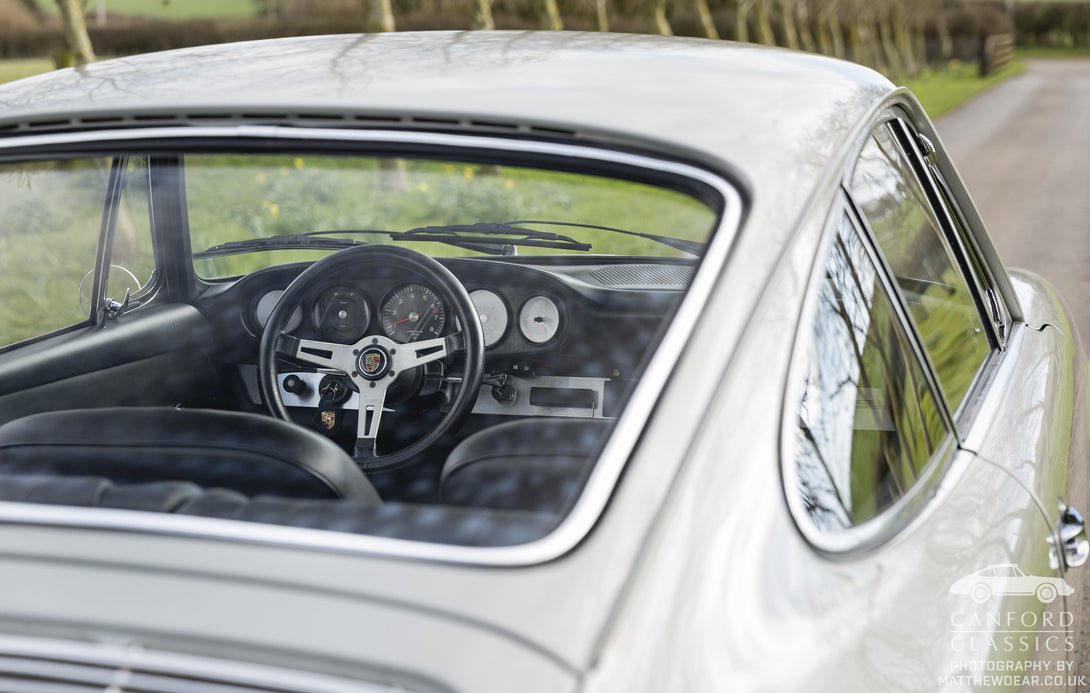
top-left (392, 332), bottom-right (464, 371)
top-left (278, 334), bottom-right (356, 372)
top-left (352, 384), bottom-right (389, 459)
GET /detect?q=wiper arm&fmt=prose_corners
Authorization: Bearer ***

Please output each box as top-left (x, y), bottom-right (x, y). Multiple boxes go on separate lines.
top-left (193, 224), bottom-right (588, 260)
top-left (508, 220), bottom-right (706, 255)
top-left (193, 233), bottom-right (368, 259)
top-left (193, 218), bottom-right (687, 261)
top-left (396, 223), bottom-right (592, 255)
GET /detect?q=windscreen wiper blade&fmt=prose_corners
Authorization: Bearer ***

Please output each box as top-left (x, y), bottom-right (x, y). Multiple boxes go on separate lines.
top-left (506, 220), bottom-right (707, 255)
top-left (196, 225), bottom-right (592, 259)
top-left (193, 234), bottom-right (368, 259)
top-left (194, 219), bottom-right (685, 260)
top-left (395, 223), bottom-right (592, 255)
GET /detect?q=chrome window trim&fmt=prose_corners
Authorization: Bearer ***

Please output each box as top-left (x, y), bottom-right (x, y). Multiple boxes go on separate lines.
top-left (957, 320), bottom-right (1026, 456)
top-left (0, 125), bottom-right (744, 567)
top-left (890, 115), bottom-right (1006, 349)
top-left (887, 89), bottom-right (1024, 325)
top-left (886, 115), bottom-right (1008, 431)
top-left (781, 198), bottom-right (959, 555)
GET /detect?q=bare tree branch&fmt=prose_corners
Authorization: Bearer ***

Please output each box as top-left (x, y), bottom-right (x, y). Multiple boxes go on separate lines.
top-left (54, 0), bottom-right (96, 66)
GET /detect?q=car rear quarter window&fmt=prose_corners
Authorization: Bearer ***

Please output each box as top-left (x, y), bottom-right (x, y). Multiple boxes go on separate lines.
top-left (849, 122), bottom-right (990, 414)
top-left (791, 211), bottom-right (949, 534)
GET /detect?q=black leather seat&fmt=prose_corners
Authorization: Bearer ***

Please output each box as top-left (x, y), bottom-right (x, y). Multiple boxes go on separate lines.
top-left (0, 407), bottom-right (379, 503)
top-left (440, 418), bottom-right (612, 513)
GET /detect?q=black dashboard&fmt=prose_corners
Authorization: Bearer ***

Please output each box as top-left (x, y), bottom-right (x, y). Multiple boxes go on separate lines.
top-left (197, 255), bottom-right (694, 430)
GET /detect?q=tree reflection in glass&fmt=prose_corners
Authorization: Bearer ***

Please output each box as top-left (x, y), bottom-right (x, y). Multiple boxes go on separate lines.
top-left (849, 124), bottom-right (989, 413)
top-left (794, 214), bottom-right (948, 532)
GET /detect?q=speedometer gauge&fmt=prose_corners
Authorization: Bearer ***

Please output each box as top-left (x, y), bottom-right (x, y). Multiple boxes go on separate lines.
top-left (380, 283), bottom-right (446, 343)
top-left (470, 289), bottom-right (509, 347)
top-left (312, 285), bottom-right (370, 343)
top-left (518, 295), bottom-right (560, 344)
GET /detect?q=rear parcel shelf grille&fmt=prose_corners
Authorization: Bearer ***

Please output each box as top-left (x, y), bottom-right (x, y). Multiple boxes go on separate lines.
top-left (0, 636), bottom-right (400, 693)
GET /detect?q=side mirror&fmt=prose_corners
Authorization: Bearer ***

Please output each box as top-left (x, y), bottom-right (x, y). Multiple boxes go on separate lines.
top-left (79, 265), bottom-right (143, 320)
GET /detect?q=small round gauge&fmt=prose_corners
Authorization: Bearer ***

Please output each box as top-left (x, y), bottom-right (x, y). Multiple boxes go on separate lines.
top-left (312, 285), bottom-right (370, 343)
top-left (470, 289), bottom-right (509, 348)
top-left (380, 283), bottom-right (447, 343)
top-left (518, 295), bottom-right (560, 344)
top-left (254, 289), bottom-right (302, 332)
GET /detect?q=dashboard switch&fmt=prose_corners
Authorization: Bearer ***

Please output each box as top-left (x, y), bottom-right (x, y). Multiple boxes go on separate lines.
top-left (282, 374), bottom-right (307, 396)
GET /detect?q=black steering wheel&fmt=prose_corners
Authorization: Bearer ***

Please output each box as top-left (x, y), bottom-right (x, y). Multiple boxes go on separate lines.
top-left (257, 245), bottom-right (485, 472)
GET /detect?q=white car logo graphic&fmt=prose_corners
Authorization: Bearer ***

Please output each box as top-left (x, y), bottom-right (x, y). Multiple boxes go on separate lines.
top-left (949, 563), bottom-right (1074, 604)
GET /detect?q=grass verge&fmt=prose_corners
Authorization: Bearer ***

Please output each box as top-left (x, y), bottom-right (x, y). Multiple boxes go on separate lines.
top-left (900, 60), bottom-right (1026, 118)
top-left (1015, 46), bottom-right (1090, 59)
top-left (40, 0), bottom-right (253, 19)
top-left (0, 57), bottom-right (56, 84)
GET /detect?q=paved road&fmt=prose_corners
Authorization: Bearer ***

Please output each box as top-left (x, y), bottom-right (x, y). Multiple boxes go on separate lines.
top-left (936, 59), bottom-right (1090, 339)
top-left (936, 58), bottom-right (1090, 688)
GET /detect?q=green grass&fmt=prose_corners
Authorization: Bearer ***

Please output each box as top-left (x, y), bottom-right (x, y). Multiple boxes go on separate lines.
top-left (43, 0), bottom-right (253, 19)
top-left (900, 60), bottom-right (1026, 118)
top-left (185, 155), bottom-right (717, 279)
top-left (1015, 46), bottom-right (1090, 58)
top-left (0, 58), bottom-right (56, 85)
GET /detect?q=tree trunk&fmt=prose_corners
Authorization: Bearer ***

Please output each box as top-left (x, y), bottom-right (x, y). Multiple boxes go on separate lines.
top-left (54, 0), bottom-right (95, 66)
top-left (365, 0), bottom-right (396, 32)
top-left (755, 0), bottom-right (776, 45)
top-left (893, 5), bottom-right (919, 78)
top-left (473, 0), bottom-right (496, 29)
top-left (695, 0), bottom-right (719, 39)
top-left (779, 0), bottom-right (800, 50)
top-left (848, 19), bottom-right (865, 66)
top-left (823, 1), bottom-right (845, 58)
top-left (796, 0), bottom-right (816, 52)
top-left (735, 0), bottom-right (754, 42)
top-left (596, 0), bottom-right (610, 31)
top-left (542, 0), bottom-right (563, 30)
top-left (654, 0), bottom-right (673, 36)
top-left (877, 12), bottom-right (902, 80)
top-left (862, 22), bottom-right (886, 73)
top-left (937, 10), bottom-right (953, 61)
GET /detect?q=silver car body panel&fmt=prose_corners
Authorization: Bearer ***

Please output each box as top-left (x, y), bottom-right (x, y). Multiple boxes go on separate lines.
top-left (0, 32), bottom-right (1083, 692)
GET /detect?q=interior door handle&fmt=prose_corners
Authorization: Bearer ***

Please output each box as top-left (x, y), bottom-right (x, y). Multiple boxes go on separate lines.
top-left (1059, 505), bottom-right (1089, 568)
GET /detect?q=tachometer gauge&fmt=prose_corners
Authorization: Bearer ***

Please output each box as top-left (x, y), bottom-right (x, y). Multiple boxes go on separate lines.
top-left (254, 290), bottom-right (302, 333)
top-left (312, 285), bottom-right (370, 343)
top-left (380, 283), bottom-right (446, 343)
top-left (470, 289), bottom-right (509, 348)
top-left (518, 295), bottom-right (560, 344)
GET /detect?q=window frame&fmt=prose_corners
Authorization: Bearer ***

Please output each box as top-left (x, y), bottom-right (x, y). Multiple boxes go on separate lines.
top-left (785, 101), bottom-right (1019, 553)
top-left (845, 113), bottom-right (1008, 435)
top-left (0, 125), bottom-right (745, 567)
top-left (0, 154), bottom-right (158, 354)
top-left (783, 194), bottom-right (959, 554)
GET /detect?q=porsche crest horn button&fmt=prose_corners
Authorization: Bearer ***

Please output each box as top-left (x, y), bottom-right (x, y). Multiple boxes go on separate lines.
top-left (357, 345), bottom-right (391, 380)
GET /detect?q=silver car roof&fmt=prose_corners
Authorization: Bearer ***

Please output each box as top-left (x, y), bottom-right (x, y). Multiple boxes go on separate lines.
top-left (0, 31), bottom-right (893, 195)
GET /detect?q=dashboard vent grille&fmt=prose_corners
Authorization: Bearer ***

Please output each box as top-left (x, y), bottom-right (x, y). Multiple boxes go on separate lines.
top-left (588, 264), bottom-right (693, 289)
top-left (0, 635), bottom-right (395, 693)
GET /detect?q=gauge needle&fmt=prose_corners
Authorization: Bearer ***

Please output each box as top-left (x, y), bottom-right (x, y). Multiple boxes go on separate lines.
top-left (390, 312), bottom-right (420, 326)
top-left (533, 315), bottom-right (547, 339)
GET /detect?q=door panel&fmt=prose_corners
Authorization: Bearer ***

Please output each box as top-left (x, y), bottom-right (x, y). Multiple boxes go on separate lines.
top-left (0, 304), bottom-right (218, 425)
